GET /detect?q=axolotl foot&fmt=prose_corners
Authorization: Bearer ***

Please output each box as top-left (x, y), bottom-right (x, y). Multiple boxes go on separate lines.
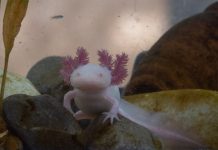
top-left (74, 110), bottom-right (96, 120)
top-left (102, 112), bottom-right (120, 124)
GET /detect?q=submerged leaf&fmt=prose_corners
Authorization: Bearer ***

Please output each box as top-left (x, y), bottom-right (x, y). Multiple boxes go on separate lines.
top-left (3, 0), bottom-right (29, 54)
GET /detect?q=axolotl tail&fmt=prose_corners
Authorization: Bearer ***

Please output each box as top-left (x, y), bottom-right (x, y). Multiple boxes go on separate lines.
top-left (118, 98), bottom-right (207, 150)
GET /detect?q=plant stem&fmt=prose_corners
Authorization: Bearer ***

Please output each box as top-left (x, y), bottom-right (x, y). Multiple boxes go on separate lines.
top-left (0, 54), bottom-right (9, 112)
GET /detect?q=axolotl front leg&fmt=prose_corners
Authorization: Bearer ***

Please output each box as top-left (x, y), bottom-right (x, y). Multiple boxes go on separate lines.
top-left (63, 90), bottom-right (96, 120)
top-left (63, 90), bottom-right (120, 124)
top-left (102, 95), bottom-right (120, 124)
top-left (63, 90), bottom-right (76, 114)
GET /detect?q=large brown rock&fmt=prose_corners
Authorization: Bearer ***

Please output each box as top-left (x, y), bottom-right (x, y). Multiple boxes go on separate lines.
top-left (125, 2), bottom-right (218, 95)
top-left (125, 89), bottom-right (218, 150)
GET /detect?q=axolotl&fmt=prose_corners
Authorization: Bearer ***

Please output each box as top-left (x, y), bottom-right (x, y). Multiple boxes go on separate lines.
top-left (61, 48), bottom-right (205, 149)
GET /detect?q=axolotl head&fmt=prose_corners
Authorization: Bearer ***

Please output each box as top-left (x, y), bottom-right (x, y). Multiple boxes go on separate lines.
top-left (70, 64), bottom-right (111, 91)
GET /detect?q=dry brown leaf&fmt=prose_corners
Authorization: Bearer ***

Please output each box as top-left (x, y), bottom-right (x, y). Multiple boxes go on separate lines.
top-left (3, 0), bottom-right (29, 54)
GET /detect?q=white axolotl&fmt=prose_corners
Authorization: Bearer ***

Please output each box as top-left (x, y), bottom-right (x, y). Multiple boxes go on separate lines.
top-left (60, 48), bottom-right (206, 149)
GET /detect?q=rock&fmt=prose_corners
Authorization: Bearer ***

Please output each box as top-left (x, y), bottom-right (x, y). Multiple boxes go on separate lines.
top-left (26, 56), bottom-right (71, 102)
top-left (3, 94), bottom-right (83, 150)
top-left (4, 134), bottom-right (23, 150)
top-left (2, 94), bottom-right (162, 150)
top-left (50, 83), bottom-right (72, 104)
top-left (27, 56), bottom-right (72, 103)
top-left (131, 51), bottom-right (147, 74)
top-left (0, 117), bottom-right (8, 149)
top-left (79, 115), bottom-right (160, 150)
top-left (20, 128), bottom-right (82, 150)
top-left (205, 2), bottom-right (218, 13)
top-left (125, 89), bottom-right (218, 150)
top-left (0, 69), bottom-right (39, 99)
top-left (26, 56), bottom-right (63, 94)
top-left (125, 2), bottom-right (218, 95)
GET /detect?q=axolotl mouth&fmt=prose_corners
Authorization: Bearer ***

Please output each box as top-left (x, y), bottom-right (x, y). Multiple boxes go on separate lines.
top-left (73, 79), bottom-right (108, 92)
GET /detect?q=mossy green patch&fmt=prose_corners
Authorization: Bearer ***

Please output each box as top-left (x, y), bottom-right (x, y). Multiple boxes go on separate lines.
top-left (124, 89), bottom-right (218, 149)
top-left (0, 69), bottom-right (39, 99)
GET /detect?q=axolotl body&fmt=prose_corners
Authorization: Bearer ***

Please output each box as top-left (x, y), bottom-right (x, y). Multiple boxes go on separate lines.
top-left (63, 64), bottom-right (205, 149)
top-left (64, 64), bottom-right (121, 122)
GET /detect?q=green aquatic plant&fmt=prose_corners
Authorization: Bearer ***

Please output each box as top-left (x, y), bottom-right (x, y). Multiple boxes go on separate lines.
top-left (0, 0), bottom-right (29, 142)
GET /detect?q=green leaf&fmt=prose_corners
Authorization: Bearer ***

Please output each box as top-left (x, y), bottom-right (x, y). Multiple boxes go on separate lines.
top-left (3, 0), bottom-right (29, 55)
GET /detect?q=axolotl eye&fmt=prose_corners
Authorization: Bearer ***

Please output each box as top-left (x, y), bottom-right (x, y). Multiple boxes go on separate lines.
top-left (98, 73), bottom-right (103, 78)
